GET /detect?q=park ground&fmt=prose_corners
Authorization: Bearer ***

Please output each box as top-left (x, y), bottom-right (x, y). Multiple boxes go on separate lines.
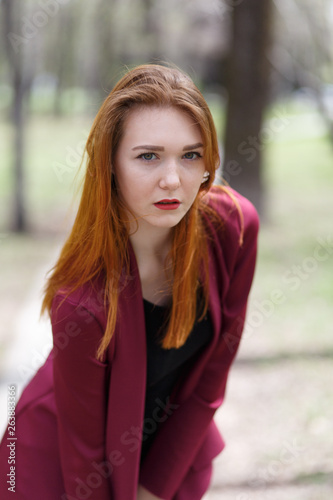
top-left (0, 96), bottom-right (332, 498)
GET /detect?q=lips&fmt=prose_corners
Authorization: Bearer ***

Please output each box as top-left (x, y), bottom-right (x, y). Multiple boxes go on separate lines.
top-left (154, 199), bottom-right (181, 210)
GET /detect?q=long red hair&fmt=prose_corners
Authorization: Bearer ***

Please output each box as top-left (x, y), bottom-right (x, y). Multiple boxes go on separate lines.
top-left (41, 64), bottom-right (240, 359)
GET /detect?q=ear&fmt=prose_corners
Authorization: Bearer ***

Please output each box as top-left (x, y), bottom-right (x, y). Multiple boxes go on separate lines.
top-left (201, 171), bottom-right (210, 184)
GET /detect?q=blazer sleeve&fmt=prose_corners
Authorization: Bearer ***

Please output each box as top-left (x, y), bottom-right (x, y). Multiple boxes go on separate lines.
top-left (139, 195), bottom-right (259, 499)
top-left (51, 294), bottom-right (111, 499)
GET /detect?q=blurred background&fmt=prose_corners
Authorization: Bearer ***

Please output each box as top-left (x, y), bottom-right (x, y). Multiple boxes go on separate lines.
top-left (0, 0), bottom-right (332, 498)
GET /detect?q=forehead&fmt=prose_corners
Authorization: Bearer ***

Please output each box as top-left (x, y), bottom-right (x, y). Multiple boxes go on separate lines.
top-left (121, 105), bottom-right (203, 145)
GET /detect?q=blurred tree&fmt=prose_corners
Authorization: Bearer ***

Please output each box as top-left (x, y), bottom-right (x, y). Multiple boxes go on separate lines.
top-left (2, 0), bottom-right (331, 232)
top-left (222, 0), bottom-right (273, 215)
top-left (271, 0), bottom-right (333, 144)
top-left (93, 0), bottom-right (117, 92)
top-left (2, 0), bottom-right (31, 231)
top-left (142, 0), bottom-right (161, 60)
top-left (52, 6), bottom-right (80, 115)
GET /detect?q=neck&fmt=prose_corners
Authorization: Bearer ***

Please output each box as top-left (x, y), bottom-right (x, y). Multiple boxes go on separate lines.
top-left (129, 224), bottom-right (174, 263)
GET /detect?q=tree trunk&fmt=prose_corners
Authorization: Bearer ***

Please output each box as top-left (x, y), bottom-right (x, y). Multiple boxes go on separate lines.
top-left (12, 67), bottom-right (26, 232)
top-left (222, 0), bottom-right (273, 215)
top-left (3, 0), bottom-right (27, 232)
top-left (53, 7), bottom-right (78, 116)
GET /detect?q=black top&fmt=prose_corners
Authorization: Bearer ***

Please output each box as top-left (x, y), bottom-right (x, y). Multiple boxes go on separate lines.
top-left (140, 294), bottom-right (214, 461)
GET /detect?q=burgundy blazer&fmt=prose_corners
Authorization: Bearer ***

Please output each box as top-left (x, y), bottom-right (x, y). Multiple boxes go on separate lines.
top-left (0, 187), bottom-right (259, 500)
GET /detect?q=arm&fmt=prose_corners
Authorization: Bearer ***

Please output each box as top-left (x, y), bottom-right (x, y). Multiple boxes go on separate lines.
top-left (51, 294), bottom-right (111, 499)
top-left (140, 198), bottom-right (259, 499)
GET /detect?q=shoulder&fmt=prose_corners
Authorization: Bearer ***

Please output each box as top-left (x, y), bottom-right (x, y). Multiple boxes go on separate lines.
top-left (203, 185), bottom-right (259, 232)
top-left (51, 273), bottom-right (107, 329)
top-left (201, 185), bottom-right (259, 247)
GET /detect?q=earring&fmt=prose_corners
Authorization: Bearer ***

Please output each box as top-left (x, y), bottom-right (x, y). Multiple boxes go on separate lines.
top-left (201, 171), bottom-right (210, 183)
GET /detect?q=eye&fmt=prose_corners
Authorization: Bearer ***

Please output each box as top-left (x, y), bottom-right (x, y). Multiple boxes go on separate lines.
top-left (183, 152), bottom-right (202, 160)
top-left (138, 152), bottom-right (157, 161)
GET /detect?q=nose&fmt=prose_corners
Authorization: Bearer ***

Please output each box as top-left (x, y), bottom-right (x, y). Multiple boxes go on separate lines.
top-left (159, 161), bottom-right (181, 191)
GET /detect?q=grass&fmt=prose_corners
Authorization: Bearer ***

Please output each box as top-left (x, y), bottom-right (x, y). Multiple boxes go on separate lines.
top-left (0, 114), bottom-right (93, 231)
top-left (245, 122), bottom-right (333, 355)
top-left (0, 96), bottom-right (332, 498)
top-left (0, 96), bottom-right (332, 346)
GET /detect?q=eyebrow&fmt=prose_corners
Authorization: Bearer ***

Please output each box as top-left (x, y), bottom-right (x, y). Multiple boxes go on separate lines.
top-left (132, 143), bottom-right (204, 152)
top-left (132, 145), bottom-right (164, 151)
top-left (183, 143), bottom-right (204, 151)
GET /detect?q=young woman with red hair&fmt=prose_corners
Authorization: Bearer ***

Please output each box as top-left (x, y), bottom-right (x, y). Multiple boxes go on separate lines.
top-left (0, 64), bottom-right (259, 500)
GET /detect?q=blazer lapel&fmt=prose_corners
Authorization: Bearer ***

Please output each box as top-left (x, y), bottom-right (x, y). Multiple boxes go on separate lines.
top-left (105, 244), bottom-right (147, 498)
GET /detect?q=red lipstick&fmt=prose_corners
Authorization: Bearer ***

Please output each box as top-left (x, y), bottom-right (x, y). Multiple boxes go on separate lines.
top-left (154, 199), bottom-right (181, 210)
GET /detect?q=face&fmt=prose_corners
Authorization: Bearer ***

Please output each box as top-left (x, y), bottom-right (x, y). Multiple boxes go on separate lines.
top-left (114, 106), bottom-right (206, 235)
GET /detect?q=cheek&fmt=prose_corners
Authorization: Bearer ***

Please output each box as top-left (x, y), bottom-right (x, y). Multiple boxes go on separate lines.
top-left (119, 175), bottom-right (148, 209)
top-left (188, 169), bottom-right (206, 191)
top-left (114, 164), bottom-right (135, 195)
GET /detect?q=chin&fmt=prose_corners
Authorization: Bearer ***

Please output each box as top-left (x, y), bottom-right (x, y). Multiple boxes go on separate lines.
top-left (147, 216), bottom-right (184, 229)
top-left (152, 220), bottom-right (182, 229)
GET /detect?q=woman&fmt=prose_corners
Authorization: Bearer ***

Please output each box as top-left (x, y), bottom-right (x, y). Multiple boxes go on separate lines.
top-left (0, 64), bottom-right (259, 499)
